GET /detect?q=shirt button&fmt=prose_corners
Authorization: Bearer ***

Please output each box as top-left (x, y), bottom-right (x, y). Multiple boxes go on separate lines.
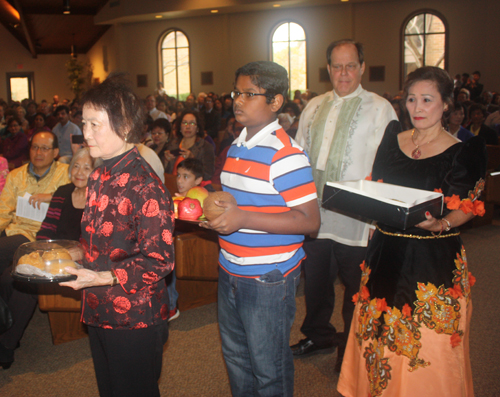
top-left (236, 158), bottom-right (239, 161)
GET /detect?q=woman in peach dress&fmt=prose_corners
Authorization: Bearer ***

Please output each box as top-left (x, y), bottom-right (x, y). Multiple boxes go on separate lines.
top-left (338, 67), bottom-right (486, 397)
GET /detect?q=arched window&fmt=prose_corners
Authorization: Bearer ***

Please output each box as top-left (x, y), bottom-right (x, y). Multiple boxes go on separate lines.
top-left (159, 29), bottom-right (190, 100)
top-left (271, 22), bottom-right (307, 95)
top-left (402, 11), bottom-right (447, 79)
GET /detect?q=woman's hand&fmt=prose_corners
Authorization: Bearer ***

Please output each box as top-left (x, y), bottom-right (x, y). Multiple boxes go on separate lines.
top-left (179, 148), bottom-right (192, 159)
top-left (59, 268), bottom-right (114, 290)
top-left (29, 193), bottom-right (52, 209)
top-left (164, 150), bottom-right (175, 162)
top-left (200, 200), bottom-right (245, 235)
top-left (416, 211), bottom-right (443, 232)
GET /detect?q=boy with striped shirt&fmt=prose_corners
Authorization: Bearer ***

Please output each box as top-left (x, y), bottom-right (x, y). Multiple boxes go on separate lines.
top-left (203, 61), bottom-right (320, 396)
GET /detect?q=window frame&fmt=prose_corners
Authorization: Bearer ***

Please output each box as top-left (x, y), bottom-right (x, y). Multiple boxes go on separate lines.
top-left (400, 9), bottom-right (449, 88)
top-left (157, 28), bottom-right (191, 100)
top-left (270, 20), bottom-right (308, 96)
top-left (6, 72), bottom-right (35, 102)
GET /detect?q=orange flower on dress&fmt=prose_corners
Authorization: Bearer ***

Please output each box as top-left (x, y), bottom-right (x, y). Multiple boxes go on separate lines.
top-left (360, 260), bottom-right (367, 272)
top-left (473, 200), bottom-right (485, 216)
top-left (377, 179), bottom-right (383, 183)
top-left (376, 298), bottom-right (387, 312)
top-left (459, 199), bottom-right (474, 214)
top-left (444, 194), bottom-right (461, 210)
top-left (352, 292), bottom-right (359, 304)
top-left (450, 332), bottom-right (462, 348)
top-left (448, 284), bottom-right (462, 299)
top-left (402, 303), bottom-right (412, 319)
top-left (469, 273), bottom-right (476, 287)
top-left (360, 286), bottom-right (370, 301)
top-left (434, 188), bottom-right (443, 193)
top-left (365, 173), bottom-right (372, 181)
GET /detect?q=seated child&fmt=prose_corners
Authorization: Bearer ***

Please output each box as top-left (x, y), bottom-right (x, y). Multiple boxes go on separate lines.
top-left (177, 158), bottom-right (215, 195)
top-left (202, 61), bottom-right (320, 397)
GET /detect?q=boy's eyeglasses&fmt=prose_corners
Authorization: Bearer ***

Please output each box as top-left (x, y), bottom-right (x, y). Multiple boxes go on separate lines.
top-left (231, 91), bottom-right (271, 100)
top-left (181, 121), bottom-right (197, 126)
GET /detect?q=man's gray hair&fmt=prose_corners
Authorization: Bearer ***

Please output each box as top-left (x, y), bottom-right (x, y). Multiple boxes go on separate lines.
top-left (326, 39), bottom-right (364, 66)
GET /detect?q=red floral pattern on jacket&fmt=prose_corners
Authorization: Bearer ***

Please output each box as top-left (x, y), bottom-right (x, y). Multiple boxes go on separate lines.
top-left (81, 147), bottom-right (174, 329)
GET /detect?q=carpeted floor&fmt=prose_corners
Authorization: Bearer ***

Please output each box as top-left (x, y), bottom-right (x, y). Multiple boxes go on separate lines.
top-left (1, 220), bottom-right (499, 396)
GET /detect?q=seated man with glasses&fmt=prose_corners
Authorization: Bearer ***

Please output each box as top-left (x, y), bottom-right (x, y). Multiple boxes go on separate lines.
top-left (0, 131), bottom-right (70, 274)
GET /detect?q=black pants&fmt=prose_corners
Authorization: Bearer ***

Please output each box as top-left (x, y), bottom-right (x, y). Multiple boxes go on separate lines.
top-left (0, 233), bottom-right (35, 350)
top-left (88, 322), bottom-right (169, 397)
top-left (300, 237), bottom-right (367, 348)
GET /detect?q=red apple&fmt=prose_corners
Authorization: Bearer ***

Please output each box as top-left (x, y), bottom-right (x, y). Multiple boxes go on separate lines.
top-left (186, 186), bottom-right (209, 209)
top-left (178, 198), bottom-right (203, 220)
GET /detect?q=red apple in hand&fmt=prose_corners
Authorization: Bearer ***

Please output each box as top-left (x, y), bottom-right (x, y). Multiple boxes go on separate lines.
top-left (178, 198), bottom-right (203, 220)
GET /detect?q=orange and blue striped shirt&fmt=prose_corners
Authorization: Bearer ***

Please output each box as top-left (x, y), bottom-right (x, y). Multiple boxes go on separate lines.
top-left (219, 120), bottom-right (317, 277)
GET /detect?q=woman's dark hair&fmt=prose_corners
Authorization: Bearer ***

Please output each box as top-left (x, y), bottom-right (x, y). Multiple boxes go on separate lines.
top-left (283, 101), bottom-right (301, 117)
top-left (179, 110), bottom-right (204, 138)
top-left (234, 61), bottom-right (288, 110)
top-left (450, 101), bottom-right (467, 117)
top-left (177, 158), bottom-right (203, 180)
top-left (81, 73), bottom-right (144, 143)
top-left (152, 118), bottom-right (172, 134)
top-left (468, 103), bottom-right (488, 119)
top-left (34, 112), bottom-right (46, 121)
top-left (403, 67), bottom-right (454, 106)
top-left (7, 116), bottom-right (21, 129)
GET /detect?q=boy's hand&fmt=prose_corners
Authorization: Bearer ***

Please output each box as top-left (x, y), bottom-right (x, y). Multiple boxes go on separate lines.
top-left (200, 200), bottom-right (244, 235)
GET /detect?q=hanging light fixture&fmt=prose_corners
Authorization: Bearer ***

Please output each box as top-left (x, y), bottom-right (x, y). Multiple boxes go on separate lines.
top-left (70, 34), bottom-right (76, 58)
top-left (63, 0), bottom-right (71, 15)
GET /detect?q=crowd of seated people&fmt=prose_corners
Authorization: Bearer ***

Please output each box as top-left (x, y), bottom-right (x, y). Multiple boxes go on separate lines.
top-left (385, 70), bottom-right (499, 144)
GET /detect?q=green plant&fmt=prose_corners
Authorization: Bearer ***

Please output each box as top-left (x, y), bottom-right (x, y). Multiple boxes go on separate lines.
top-left (66, 57), bottom-right (92, 100)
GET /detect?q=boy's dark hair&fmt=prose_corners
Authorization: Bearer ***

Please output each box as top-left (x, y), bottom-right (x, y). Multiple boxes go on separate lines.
top-left (177, 158), bottom-right (203, 180)
top-left (234, 61), bottom-right (288, 111)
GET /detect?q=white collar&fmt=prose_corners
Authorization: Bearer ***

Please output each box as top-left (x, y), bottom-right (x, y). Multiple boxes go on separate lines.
top-left (332, 84), bottom-right (364, 102)
top-left (235, 119), bottom-right (280, 150)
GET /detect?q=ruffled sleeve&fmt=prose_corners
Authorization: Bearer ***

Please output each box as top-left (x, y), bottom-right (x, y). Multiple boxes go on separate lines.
top-left (442, 136), bottom-right (487, 199)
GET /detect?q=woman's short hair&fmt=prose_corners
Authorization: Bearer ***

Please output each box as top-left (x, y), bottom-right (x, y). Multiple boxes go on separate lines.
top-left (34, 112), bottom-right (46, 121)
top-left (179, 110), bottom-right (204, 138)
top-left (152, 118), bottom-right (172, 134)
top-left (468, 103), bottom-right (488, 118)
top-left (68, 147), bottom-right (101, 178)
top-left (403, 67), bottom-right (454, 106)
top-left (81, 73), bottom-right (144, 143)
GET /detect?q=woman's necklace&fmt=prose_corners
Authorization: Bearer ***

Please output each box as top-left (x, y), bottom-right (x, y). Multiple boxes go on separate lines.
top-left (411, 128), bottom-right (442, 159)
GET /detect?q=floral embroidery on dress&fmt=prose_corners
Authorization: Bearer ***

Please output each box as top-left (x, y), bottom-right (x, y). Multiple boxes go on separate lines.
top-left (354, 253), bottom-right (475, 394)
top-left (380, 305), bottom-right (428, 372)
top-left (363, 339), bottom-right (392, 397)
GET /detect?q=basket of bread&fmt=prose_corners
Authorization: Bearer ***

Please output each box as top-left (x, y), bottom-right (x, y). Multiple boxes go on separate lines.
top-left (12, 240), bottom-right (84, 283)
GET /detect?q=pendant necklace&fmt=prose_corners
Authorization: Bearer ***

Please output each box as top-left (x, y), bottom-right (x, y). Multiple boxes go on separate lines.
top-left (411, 128), bottom-right (442, 159)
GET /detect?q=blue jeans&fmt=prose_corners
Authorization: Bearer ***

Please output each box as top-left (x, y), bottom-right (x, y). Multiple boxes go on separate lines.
top-left (166, 269), bottom-right (178, 311)
top-left (218, 266), bottom-right (301, 397)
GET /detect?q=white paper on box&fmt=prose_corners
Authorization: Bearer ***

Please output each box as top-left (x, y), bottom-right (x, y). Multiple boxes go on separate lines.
top-left (16, 193), bottom-right (49, 222)
top-left (324, 180), bottom-right (443, 210)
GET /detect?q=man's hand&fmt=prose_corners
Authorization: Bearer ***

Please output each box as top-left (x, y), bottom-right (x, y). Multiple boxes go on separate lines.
top-left (28, 193), bottom-right (52, 209)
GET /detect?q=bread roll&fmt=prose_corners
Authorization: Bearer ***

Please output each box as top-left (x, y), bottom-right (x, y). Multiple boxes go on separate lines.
top-left (42, 249), bottom-right (73, 262)
top-left (46, 260), bottom-right (76, 275)
top-left (18, 252), bottom-right (44, 270)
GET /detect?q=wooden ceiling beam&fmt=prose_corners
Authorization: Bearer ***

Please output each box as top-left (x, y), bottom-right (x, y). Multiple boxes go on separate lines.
top-left (21, 6), bottom-right (97, 15)
top-left (12, 0), bottom-right (37, 58)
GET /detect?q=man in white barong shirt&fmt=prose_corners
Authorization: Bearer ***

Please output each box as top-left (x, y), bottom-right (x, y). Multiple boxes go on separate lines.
top-left (292, 39), bottom-right (397, 370)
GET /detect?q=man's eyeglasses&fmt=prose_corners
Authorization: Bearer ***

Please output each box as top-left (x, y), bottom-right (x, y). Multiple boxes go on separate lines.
top-left (181, 121), bottom-right (197, 127)
top-left (231, 91), bottom-right (271, 100)
top-left (30, 145), bottom-right (53, 153)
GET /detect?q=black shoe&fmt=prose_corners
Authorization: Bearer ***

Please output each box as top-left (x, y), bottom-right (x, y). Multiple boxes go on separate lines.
top-left (291, 338), bottom-right (336, 358)
top-left (0, 343), bottom-right (14, 370)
